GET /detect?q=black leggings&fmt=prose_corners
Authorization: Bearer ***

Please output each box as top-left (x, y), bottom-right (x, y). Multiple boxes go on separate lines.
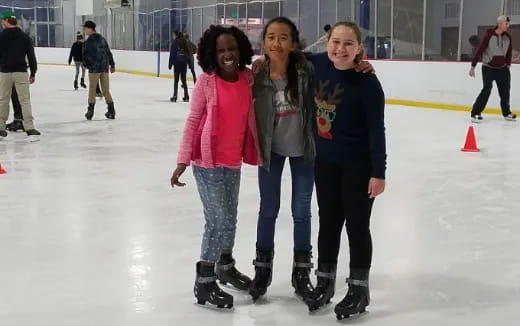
top-left (11, 85), bottom-right (22, 120)
top-left (314, 159), bottom-right (374, 269)
top-left (471, 66), bottom-right (511, 117)
top-left (173, 63), bottom-right (188, 97)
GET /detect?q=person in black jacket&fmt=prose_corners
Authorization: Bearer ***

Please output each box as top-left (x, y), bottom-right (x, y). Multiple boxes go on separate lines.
top-left (82, 20), bottom-right (116, 120)
top-left (184, 33), bottom-right (197, 84)
top-left (0, 11), bottom-right (40, 139)
top-left (69, 32), bottom-right (86, 90)
top-left (168, 31), bottom-right (189, 102)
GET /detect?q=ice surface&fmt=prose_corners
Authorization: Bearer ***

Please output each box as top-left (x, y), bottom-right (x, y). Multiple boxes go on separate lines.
top-left (1, 65), bottom-right (519, 325)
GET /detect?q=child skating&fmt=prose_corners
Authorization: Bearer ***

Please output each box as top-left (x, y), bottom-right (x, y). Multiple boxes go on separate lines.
top-left (170, 25), bottom-right (258, 309)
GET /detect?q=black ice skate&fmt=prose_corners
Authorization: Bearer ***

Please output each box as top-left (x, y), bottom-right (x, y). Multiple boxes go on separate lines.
top-left (248, 249), bottom-right (273, 301)
top-left (194, 262), bottom-right (234, 309)
top-left (105, 103), bottom-right (116, 120)
top-left (505, 113), bottom-right (517, 121)
top-left (80, 78), bottom-right (87, 88)
top-left (170, 96), bottom-right (177, 102)
top-left (216, 253), bottom-right (251, 291)
top-left (26, 129), bottom-right (41, 142)
top-left (291, 251), bottom-right (314, 300)
top-left (305, 263), bottom-right (336, 312)
top-left (6, 119), bottom-right (25, 132)
top-left (182, 95), bottom-right (190, 102)
top-left (74, 80), bottom-right (78, 90)
top-left (85, 103), bottom-right (95, 120)
top-left (334, 269), bottom-right (370, 320)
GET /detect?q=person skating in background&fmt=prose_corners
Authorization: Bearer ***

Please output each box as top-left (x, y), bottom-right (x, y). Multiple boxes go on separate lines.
top-left (170, 25), bottom-right (258, 309)
top-left (303, 22), bottom-right (386, 320)
top-left (82, 20), bottom-right (116, 120)
top-left (68, 32), bottom-right (87, 90)
top-left (185, 33), bottom-right (198, 84)
top-left (469, 15), bottom-right (516, 123)
top-left (168, 31), bottom-right (190, 102)
top-left (0, 10), bottom-right (40, 140)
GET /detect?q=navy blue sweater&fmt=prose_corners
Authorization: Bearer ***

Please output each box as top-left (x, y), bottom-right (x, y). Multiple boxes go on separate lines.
top-left (310, 53), bottom-right (387, 179)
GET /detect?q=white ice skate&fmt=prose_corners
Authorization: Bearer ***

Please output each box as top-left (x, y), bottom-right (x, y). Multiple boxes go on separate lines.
top-left (504, 113), bottom-right (517, 121)
top-left (471, 115), bottom-right (483, 123)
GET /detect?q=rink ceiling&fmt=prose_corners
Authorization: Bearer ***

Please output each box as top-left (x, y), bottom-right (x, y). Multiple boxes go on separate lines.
top-left (0, 65), bottom-right (519, 325)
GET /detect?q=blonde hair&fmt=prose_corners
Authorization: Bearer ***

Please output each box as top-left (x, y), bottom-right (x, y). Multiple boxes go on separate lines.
top-left (327, 21), bottom-right (364, 64)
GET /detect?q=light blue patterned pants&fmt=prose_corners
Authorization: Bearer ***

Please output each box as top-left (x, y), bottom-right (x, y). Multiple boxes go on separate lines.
top-left (193, 166), bottom-right (241, 262)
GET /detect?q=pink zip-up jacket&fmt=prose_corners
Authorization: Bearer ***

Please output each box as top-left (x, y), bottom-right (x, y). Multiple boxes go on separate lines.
top-left (177, 69), bottom-right (260, 168)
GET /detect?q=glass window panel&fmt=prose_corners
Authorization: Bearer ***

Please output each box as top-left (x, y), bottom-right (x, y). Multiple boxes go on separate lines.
top-left (299, 0), bottom-right (318, 50)
top-left (393, 0), bottom-right (424, 59)
top-left (461, 0), bottom-right (502, 62)
top-left (375, 0), bottom-right (391, 59)
top-left (192, 8), bottom-right (203, 45)
top-left (425, 0), bottom-right (459, 61)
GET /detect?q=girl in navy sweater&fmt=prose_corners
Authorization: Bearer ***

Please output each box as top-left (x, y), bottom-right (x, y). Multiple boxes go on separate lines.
top-left (304, 22), bottom-right (387, 320)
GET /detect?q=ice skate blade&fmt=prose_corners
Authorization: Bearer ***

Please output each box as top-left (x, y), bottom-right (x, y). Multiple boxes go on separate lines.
top-left (218, 280), bottom-right (251, 292)
top-left (27, 135), bottom-right (40, 143)
top-left (194, 300), bottom-right (234, 311)
top-left (335, 308), bottom-right (368, 321)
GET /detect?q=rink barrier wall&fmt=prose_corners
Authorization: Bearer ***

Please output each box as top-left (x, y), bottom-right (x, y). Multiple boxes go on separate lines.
top-left (36, 47), bottom-right (517, 115)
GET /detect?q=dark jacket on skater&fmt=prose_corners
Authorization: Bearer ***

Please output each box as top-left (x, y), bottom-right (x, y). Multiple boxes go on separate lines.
top-left (68, 40), bottom-right (84, 64)
top-left (0, 26), bottom-right (37, 77)
top-left (168, 38), bottom-right (189, 67)
top-left (83, 33), bottom-right (115, 73)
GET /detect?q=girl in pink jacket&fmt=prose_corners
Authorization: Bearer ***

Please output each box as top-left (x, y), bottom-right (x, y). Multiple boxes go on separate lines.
top-left (170, 25), bottom-right (259, 309)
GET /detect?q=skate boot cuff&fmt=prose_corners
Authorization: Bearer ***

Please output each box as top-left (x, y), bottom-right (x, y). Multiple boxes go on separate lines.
top-left (293, 261), bottom-right (314, 268)
top-left (217, 259), bottom-right (236, 271)
top-left (315, 270), bottom-right (336, 279)
top-left (346, 278), bottom-right (369, 287)
top-left (197, 275), bottom-right (217, 283)
top-left (253, 260), bottom-right (272, 268)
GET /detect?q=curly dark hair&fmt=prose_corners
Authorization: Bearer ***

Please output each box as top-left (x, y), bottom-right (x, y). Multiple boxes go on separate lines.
top-left (197, 25), bottom-right (254, 73)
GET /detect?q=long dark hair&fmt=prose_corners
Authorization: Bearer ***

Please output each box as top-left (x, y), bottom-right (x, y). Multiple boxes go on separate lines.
top-left (262, 17), bottom-right (305, 106)
top-left (174, 31), bottom-right (190, 55)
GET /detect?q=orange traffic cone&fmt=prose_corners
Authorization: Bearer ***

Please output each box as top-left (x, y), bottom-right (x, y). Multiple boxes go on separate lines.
top-left (0, 162), bottom-right (6, 174)
top-left (461, 126), bottom-right (480, 152)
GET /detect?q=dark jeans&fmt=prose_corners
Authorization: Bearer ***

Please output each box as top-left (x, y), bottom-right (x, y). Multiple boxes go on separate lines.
top-left (173, 63), bottom-right (188, 98)
top-left (11, 85), bottom-right (22, 120)
top-left (315, 159), bottom-right (374, 269)
top-left (188, 59), bottom-right (197, 84)
top-left (256, 152), bottom-right (314, 252)
top-left (471, 66), bottom-right (511, 117)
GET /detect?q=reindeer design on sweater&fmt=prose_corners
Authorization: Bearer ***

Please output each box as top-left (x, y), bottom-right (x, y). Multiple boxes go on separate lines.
top-left (314, 80), bottom-right (345, 139)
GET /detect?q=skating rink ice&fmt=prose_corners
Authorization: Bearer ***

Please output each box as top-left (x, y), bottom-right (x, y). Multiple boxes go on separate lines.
top-left (1, 65), bottom-right (519, 326)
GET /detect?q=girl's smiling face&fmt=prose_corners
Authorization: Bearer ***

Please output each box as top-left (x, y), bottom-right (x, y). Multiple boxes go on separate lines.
top-left (264, 22), bottom-right (296, 61)
top-left (327, 25), bottom-right (363, 70)
top-left (216, 33), bottom-right (240, 77)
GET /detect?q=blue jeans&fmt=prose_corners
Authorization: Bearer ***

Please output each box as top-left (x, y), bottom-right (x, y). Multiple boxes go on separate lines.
top-left (256, 152), bottom-right (314, 252)
top-left (193, 166), bottom-right (241, 262)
